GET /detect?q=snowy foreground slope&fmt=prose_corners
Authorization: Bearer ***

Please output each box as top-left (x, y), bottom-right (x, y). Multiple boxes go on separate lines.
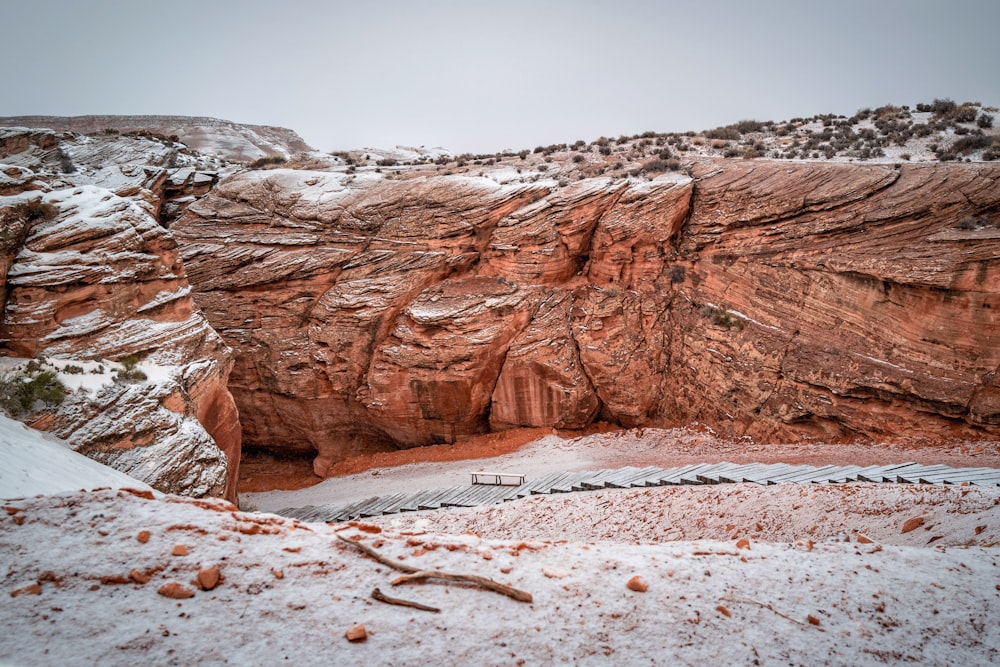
top-left (2, 479), bottom-right (999, 664)
top-left (0, 415), bottom-right (151, 499)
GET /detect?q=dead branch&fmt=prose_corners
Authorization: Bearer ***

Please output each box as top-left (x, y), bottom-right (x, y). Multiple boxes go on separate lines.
top-left (336, 531), bottom-right (533, 603)
top-left (371, 587), bottom-right (440, 613)
top-left (392, 571), bottom-right (533, 603)
top-left (720, 595), bottom-right (825, 631)
top-left (335, 532), bottom-right (419, 573)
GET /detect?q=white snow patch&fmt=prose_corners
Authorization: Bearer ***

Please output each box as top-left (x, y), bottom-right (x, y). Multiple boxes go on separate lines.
top-left (0, 415), bottom-right (152, 499)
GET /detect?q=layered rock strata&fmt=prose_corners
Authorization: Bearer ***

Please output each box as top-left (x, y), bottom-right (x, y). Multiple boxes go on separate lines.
top-left (174, 160), bottom-right (1000, 475)
top-left (0, 129), bottom-right (241, 498)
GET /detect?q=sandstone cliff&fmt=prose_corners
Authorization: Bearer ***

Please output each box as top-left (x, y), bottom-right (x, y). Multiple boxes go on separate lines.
top-left (0, 128), bottom-right (241, 498)
top-left (173, 159), bottom-right (1000, 475)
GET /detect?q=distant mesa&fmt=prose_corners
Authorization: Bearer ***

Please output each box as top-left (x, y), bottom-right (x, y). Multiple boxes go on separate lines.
top-left (0, 114), bottom-right (313, 163)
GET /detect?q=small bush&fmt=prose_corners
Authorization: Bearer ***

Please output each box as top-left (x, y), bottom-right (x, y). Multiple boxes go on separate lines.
top-left (977, 113), bottom-right (994, 129)
top-left (958, 216), bottom-right (992, 230)
top-left (62, 364), bottom-right (84, 375)
top-left (0, 368), bottom-right (67, 416)
top-left (950, 134), bottom-right (991, 155)
top-left (899, 153), bottom-right (911, 161)
top-left (572, 154), bottom-right (585, 163)
top-left (702, 306), bottom-right (744, 330)
top-left (705, 126), bottom-right (741, 141)
top-left (376, 158), bottom-right (397, 167)
top-left (113, 355), bottom-right (147, 384)
top-left (248, 154), bottom-right (287, 169)
top-left (1, 199), bottom-right (59, 254)
top-left (56, 148), bottom-right (76, 174)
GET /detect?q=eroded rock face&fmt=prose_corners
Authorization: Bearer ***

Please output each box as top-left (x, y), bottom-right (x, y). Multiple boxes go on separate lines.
top-left (175, 159), bottom-right (999, 474)
top-left (0, 181), bottom-right (241, 499)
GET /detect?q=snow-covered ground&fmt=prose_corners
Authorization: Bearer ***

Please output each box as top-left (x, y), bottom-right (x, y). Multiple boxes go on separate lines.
top-left (0, 415), bottom-right (151, 498)
top-left (2, 421), bottom-right (999, 664)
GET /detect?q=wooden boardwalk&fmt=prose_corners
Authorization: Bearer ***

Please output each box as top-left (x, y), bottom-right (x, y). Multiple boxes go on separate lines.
top-left (276, 462), bottom-right (1000, 524)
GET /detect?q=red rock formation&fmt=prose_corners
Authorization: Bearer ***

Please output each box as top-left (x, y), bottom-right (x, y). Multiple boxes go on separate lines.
top-left (0, 129), bottom-right (241, 498)
top-left (665, 160), bottom-right (1000, 440)
top-left (175, 158), bottom-right (999, 475)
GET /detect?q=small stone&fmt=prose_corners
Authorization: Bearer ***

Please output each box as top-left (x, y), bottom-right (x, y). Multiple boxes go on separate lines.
top-left (344, 624), bottom-right (367, 642)
top-left (11, 582), bottom-right (41, 597)
top-left (975, 525), bottom-right (986, 535)
top-left (157, 582), bottom-right (195, 599)
top-left (197, 565), bottom-right (221, 591)
top-left (172, 544), bottom-right (189, 556)
top-left (129, 569), bottom-right (150, 584)
top-left (716, 605), bottom-right (731, 618)
top-left (542, 568), bottom-right (569, 579)
top-left (856, 534), bottom-right (874, 544)
top-left (736, 538), bottom-right (751, 550)
top-left (137, 530), bottom-right (151, 544)
top-left (806, 614), bottom-right (821, 626)
top-left (901, 517), bottom-right (925, 534)
top-left (626, 576), bottom-right (648, 592)
top-left (272, 568), bottom-right (284, 580)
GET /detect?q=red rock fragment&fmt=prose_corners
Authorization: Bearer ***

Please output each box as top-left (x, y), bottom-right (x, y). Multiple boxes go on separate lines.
top-left (100, 575), bottom-right (131, 585)
top-left (716, 605), bottom-right (731, 618)
top-left (736, 538), bottom-right (751, 550)
top-left (272, 568), bottom-right (284, 580)
top-left (120, 488), bottom-right (155, 500)
top-left (856, 534), bottom-right (874, 544)
top-left (129, 570), bottom-right (150, 585)
top-left (349, 522), bottom-right (382, 534)
top-left (136, 530), bottom-right (151, 544)
top-left (197, 566), bottom-right (221, 591)
top-left (626, 576), bottom-right (648, 592)
top-left (172, 544), bottom-right (189, 556)
top-left (158, 582), bottom-right (195, 599)
top-left (975, 525), bottom-right (986, 535)
top-left (806, 614), bottom-right (821, 626)
top-left (12, 515), bottom-right (24, 526)
top-left (345, 624), bottom-right (367, 642)
top-left (901, 517), bottom-right (925, 534)
top-left (11, 583), bottom-right (41, 597)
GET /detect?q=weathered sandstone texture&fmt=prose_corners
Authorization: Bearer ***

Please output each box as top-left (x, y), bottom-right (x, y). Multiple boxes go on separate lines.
top-left (0, 129), bottom-right (241, 498)
top-left (174, 160), bottom-right (1000, 475)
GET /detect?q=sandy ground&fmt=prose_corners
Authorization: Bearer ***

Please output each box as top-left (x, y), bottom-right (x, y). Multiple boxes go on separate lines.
top-left (2, 488), bottom-right (999, 665)
top-left (243, 427), bottom-right (1000, 513)
top-left (4, 423), bottom-right (1000, 665)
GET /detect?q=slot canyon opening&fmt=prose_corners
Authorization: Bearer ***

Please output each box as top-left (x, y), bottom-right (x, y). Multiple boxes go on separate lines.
top-left (236, 423), bottom-right (623, 494)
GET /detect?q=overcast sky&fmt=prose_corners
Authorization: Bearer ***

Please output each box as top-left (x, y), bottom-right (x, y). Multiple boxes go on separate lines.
top-left (4, 0), bottom-right (998, 153)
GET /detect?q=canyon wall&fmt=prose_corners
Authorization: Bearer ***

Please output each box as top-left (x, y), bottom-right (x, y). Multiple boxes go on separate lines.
top-left (0, 128), bottom-right (241, 499)
top-left (173, 160), bottom-right (1000, 475)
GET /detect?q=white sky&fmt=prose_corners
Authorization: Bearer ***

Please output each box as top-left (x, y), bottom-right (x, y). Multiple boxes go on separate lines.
top-left (4, 0), bottom-right (999, 153)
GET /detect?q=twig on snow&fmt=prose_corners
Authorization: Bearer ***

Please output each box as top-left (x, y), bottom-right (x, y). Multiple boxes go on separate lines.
top-left (336, 532), bottom-right (419, 573)
top-left (371, 587), bottom-right (440, 613)
top-left (720, 595), bottom-right (825, 631)
top-left (391, 570), bottom-right (533, 603)
top-left (336, 531), bottom-right (533, 603)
